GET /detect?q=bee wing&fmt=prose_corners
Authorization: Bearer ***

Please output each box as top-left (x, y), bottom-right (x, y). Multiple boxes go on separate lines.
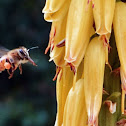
top-left (0, 46), bottom-right (9, 58)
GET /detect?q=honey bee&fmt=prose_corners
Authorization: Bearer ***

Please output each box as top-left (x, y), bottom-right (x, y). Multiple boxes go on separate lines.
top-left (0, 46), bottom-right (38, 79)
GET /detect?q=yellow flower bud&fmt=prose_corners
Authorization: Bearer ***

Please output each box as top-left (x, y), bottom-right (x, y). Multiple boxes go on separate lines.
top-left (65, 0), bottom-right (93, 67)
top-left (113, 1), bottom-right (126, 114)
top-left (56, 67), bottom-right (74, 126)
top-left (63, 79), bottom-right (87, 126)
top-left (92, 0), bottom-right (115, 35)
top-left (83, 37), bottom-right (105, 125)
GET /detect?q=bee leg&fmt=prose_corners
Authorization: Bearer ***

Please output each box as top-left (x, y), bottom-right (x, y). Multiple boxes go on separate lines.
top-left (8, 73), bottom-right (14, 79)
top-left (7, 68), bottom-right (12, 75)
top-left (19, 64), bottom-right (22, 74)
top-left (7, 68), bottom-right (14, 79)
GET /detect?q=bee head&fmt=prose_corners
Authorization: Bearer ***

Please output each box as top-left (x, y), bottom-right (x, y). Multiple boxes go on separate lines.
top-left (18, 47), bottom-right (37, 66)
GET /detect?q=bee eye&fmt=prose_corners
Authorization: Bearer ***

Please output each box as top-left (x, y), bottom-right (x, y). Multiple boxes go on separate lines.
top-left (19, 49), bottom-right (25, 56)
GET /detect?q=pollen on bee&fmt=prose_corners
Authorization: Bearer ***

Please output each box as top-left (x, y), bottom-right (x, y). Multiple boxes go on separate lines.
top-left (4, 62), bottom-right (11, 69)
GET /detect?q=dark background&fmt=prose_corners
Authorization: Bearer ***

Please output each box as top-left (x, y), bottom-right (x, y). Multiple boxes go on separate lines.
top-left (0, 0), bottom-right (56, 126)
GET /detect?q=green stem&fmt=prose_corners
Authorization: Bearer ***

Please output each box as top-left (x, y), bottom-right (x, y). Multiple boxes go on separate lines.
top-left (99, 31), bottom-right (121, 126)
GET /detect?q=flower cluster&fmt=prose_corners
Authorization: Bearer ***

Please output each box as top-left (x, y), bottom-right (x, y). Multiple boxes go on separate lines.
top-left (43, 0), bottom-right (126, 126)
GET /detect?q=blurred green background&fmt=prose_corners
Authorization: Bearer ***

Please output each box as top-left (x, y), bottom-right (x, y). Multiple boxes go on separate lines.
top-left (0, 0), bottom-right (56, 126)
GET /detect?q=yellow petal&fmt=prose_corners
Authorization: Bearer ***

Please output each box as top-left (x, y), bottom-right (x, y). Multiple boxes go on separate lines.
top-left (92, 0), bottom-right (115, 35)
top-left (56, 67), bottom-right (74, 126)
top-left (63, 79), bottom-right (87, 126)
top-left (54, 115), bottom-right (63, 126)
top-left (83, 37), bottom-right (105, 125)
top-left (65, 0), bottom-right (93, 67)
top-left (50, 14), bottom-right (67, 67)
top-left (44, 0), bottom-right (71, 22)
top-left (42, 0), bottom-right (51, 13)
top-left (50, 0), bottom-right (68, 12)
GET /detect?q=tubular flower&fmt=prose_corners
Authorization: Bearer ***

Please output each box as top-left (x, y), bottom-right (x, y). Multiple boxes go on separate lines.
top-left (113, 1), bottom-right (126, 114)
top-left (64, 0), bottom-right (93, 67)
top-left (49, 0), bottom-right (68, 13)
top-left (56, 67), bottom-right (74, 126)
top-left (43, 0), bottom-right (71, 22)
top-left (45, 13), bottom-right (68, 67)
top-left (42, 0), bottom-right (70, 13)
top-left (63, 79), bottom-right (87, 126)
top-left (92, 0), bottom-right (115, 35)
top-left (83, 37), bottom-right (105, 126)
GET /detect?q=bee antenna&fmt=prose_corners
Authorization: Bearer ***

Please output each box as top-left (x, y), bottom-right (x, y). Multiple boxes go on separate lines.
top-left (27, 46), bottom-right (39, 52)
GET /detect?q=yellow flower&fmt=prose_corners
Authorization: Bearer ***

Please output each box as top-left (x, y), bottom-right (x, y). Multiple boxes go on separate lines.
top-left (64, 0), bottom-right (93, 67)
top-left (45, 13), bottom-right (68, 67)
top-left (92, 0), bottom-right (115, 35)
top-left (83, 37), bottom-right (105, 125)
top-left (113, 1), bottom-right (126, 114)
top-left (43, 0), bottom-right (71, 22)
top-left (49, 0), bottom-right (68, 12)
top-left (56, 67), bottom-right (74, 126)
top-left (63, 79), bottom-right (87, 126)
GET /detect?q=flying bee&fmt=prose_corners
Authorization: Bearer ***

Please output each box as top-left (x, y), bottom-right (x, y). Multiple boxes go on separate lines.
top-left (0, 46), bottom-right (38, 79)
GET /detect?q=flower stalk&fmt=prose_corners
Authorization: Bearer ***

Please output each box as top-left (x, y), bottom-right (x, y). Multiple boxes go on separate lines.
top-left (43, 0), bottom-right (126, 125)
